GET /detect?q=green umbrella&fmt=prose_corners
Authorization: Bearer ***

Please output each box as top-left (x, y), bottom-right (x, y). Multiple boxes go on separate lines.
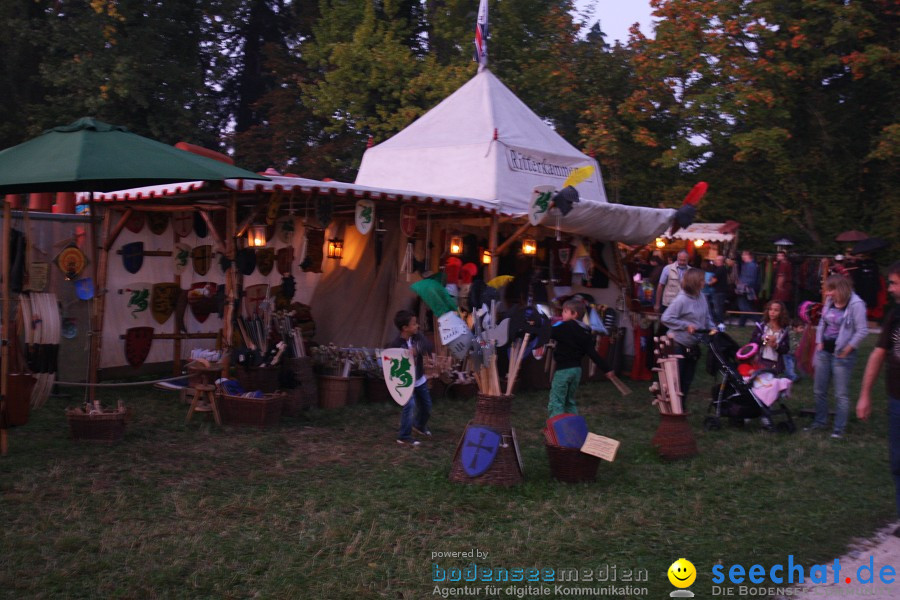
top-left (0, 117), bottom-right (268, 194)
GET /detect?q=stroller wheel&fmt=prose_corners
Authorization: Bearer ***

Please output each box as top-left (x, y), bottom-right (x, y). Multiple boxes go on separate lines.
top-left (776, 421), bottom-right (797, 434)
top-left (703, 416), bottom-right (722, 431)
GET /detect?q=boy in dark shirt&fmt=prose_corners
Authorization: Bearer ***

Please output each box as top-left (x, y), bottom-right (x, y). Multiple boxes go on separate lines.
top-left (548, 298), bottom-right (615, 417)
top-left (387, 310), bottom-right (435, 447)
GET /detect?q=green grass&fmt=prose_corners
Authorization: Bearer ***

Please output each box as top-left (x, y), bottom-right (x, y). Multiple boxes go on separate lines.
top-left (1, 333), bottom-right (895, 599)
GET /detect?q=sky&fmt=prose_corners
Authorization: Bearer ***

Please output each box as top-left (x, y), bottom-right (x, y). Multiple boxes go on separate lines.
top-left (574, 0), bottom-right (656, 44)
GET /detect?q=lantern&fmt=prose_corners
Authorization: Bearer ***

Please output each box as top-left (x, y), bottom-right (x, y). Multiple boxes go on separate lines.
top-left (327, 238), bottom-right (344, 260)
top-left (248, 225), bottom-right (267, 247)
top-left (522, 238), bottom-right (537, 256)
top-left (449, 235), bottom-right (463, 255)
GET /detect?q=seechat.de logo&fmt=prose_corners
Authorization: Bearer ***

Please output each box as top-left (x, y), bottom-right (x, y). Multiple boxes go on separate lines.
top-left (667, 558), bottom-right (696, 598)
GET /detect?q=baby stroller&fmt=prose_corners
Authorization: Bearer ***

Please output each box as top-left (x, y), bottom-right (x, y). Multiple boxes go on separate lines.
top-left (703, 332), bottom-right (796, 433)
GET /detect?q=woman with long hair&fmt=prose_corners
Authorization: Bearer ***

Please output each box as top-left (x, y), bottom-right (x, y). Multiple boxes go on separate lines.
top-left (661, 268), bottom-right (716, 411)
top-left (750, 300), bottom-right (790, 374)
top-left (808, 274), bottom-right (868, 438)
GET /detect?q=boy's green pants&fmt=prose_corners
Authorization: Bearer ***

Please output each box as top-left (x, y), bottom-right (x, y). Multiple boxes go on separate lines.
top-left (548, 367), bottom-right (582, 417)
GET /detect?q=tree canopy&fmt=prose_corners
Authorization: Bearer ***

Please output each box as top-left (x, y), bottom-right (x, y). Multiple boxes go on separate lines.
top-left (1, 0), bottom-right (896, 254)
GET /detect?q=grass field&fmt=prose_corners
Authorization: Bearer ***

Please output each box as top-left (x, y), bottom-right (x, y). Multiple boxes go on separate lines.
top-left (0, 333), bottom-right (895, 599)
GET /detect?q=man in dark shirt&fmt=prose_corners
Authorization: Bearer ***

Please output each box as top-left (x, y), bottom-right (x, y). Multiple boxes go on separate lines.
top-left (857, 262), bottom-right (900, 528)
top-left (710, 254), bottom-right (730, 325)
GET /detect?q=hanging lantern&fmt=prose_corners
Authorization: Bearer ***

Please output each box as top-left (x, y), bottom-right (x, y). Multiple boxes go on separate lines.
top-left (248, 225), bottom-right (267, 247)
top-left (481, 249), bottom-right (492, 265)
top-left (327, 238), bottom-right (344, 260)
top-left (522, 238), bottom-right (537, 256)
top-left (655, 237), bottom-right (666, 248)
top-left (449, 235), bottom-right (463, 255)
top-left (693, 239), bottom-right (705, 248)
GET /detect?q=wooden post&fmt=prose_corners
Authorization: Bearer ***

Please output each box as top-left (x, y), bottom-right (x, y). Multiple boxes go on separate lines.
top-left (1, 199), bottom-right (10, 454)
top-left (220, 193), bottom-right (238, 379)
top-left (488, 213), bottom-right (498, 280)
top-left (88, 205), bottom-right (114, 403)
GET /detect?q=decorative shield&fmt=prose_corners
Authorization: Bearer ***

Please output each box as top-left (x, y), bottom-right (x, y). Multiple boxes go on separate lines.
top-left (121, 241), bottom-right (144, 274)
top-left (147, 212), bottom-right (169, 235)
top-left (355, 200), bottom-right (375, 235)
top-left (173, 243), bottom-right (190, 275)
top-left (74, 277), bottom-right (94, 300)
top-left (256, 248), bottom-right (275, 276)
top-left (380, 348), bottom-right (415, 406)
top-left (123, 282), bottom-right (151, 318)
top-left (461, 425), bottom-right (501, 477)
top-left (187, 282), bottom-right (217, 323)
top-left (548, 414), bottom-right (589, 449)
top-left (529, 185), bottom-right (555, 226)
top-left (124, 326), bottom-right (154, 368)
top-left (236, 247), bottom-right (256, 276)
top-left (400, 204), bottom-right (417, 238)
top-left (172, 211), bottom-right (193, 238)
top-left (124, 211), bottom-right (145, 233)
top-left (56, 244), bottom-right (87, 280)
top-left (557, 244), bottom-right (571, 265)
top-left (26, 262), bottom-right (49, 292)
top-left (275, 216), bottom-right (295, 244)
top-left (276, 247), bottom-right (294, 276)
top-left (193, 211), bottom-right (208, 238)
top-left (265, 190), bottom-right (282, 225)
top-left (192, 245), bottom-right (212, 276)
top-left (151, 283), bottom-right (180, 324)
top-left (242, 284), bottom-right (269, 318)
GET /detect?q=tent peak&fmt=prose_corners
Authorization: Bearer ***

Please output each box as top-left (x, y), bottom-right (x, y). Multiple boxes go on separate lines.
top-left (48, 118), bottom-right (129, 135)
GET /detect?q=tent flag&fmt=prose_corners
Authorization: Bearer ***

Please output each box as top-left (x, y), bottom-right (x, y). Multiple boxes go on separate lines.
top-left (474, 0), bottom-right (488, 71)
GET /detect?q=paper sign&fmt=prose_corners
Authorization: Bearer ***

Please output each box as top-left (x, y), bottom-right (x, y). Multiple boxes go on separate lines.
top-left (580, 433), bottom-right (620, 462)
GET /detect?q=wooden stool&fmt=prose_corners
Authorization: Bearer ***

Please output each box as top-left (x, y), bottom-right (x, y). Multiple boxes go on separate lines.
top-left (186, 384), bottom-right (221, 425)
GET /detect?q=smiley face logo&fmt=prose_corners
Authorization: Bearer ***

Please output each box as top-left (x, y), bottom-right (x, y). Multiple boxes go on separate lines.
top-left (668, 558), bottom-right (696, 588)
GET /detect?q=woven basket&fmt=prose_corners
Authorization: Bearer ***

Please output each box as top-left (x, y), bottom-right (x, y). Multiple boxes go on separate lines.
top-left (448, 382), bottom-right (478, 399)
top-left (1, 373), bottom-right (36, 427)
top-left (218, 393), bottom-right (284, 427)
top-left (317, 375), bottom-right (350, 409)
top-left (347, 375), bottom-right (365, 405)
top-left (651, 413), bottom-right (698, 460)
top-left (364, 377), bottom-right (392, 403)
top-left (449, 422), bottom-right (524, 487)
top-left (545, 442), bottom-right (600, 483)
top-left (66, 408), bottom-right (127, 443)
top-left (235, 365), bottom-right (281, 394)
top-left (472, 394), bottom-right (514, 429)
top-left (283, 357), bottom-right (317, 410)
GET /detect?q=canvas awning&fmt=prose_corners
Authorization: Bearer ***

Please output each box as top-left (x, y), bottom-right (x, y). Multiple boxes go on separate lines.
top-left (664, 222), bottom-right (737, 243)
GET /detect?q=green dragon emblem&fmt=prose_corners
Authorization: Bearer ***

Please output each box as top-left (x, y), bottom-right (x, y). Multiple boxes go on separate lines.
top-left (390, 356), bottom-right (413, 392)
top-left (533, 191), bottom-right (552, 216)
top-left (175, 248), bottom-right (189, 268)
top-left (128, 288), bottom-right (149, 318)
top-left (359, 205), bottom-right (373, 224)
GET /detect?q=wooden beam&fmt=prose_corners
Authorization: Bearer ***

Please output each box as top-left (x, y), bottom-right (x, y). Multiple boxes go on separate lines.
top-left (88, 206), bottom-right (114, 402)
top-left (495, 219), bottom-right (533, 255)
top-left (235, 202), bottom-right (265, 238)
top-left (103, 208), bottom-right (133, 252)
top-left (488, 213), bottom-right (499, 280)
top-left (198, 209), bottom-right (226, 254)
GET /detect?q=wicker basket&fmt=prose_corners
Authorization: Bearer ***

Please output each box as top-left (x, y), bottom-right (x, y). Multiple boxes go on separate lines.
top-left (448, 381), bottom-right (478, 399)
top-left (365, 377), bottom-right (392, 403)
top-left (66, 408), bottom-right (127, 443)
top-left (472, 394), bottom-right (514, 429)
top-left (545, 442), bottom-right (600, 483)
top-left (235, 365), bottom-right (281, 394)
top-left (1, 373), bottom-right (36, 427)
top-left (217, 393), bottom-right (284, 427)
top-left (317, 375), bottom-right (350, 409)
top-left (449, 421), bottom-right (523, 487)
top-left (347, 375), bottom-right (365, 405)
top-left (651, 413), bottom-right (698, 460)
top-left (283, 357), bottom-right (317, 410)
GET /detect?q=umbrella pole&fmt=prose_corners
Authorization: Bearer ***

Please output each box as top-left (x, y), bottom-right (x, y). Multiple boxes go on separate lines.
top-left (88, 201), bottom-right (113, 405)
top-left (1, 198), bottom-right (10, 455)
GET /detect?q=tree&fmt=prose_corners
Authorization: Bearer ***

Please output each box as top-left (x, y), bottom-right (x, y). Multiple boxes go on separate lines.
top-left (623, 0), bottom-right (900, 252)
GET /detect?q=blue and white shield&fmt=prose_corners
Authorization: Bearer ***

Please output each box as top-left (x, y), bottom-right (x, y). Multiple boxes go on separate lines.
top-left (121, 241), bottom-right (143, 274)
top-left (74, 277), bottom-right (94, 300)
top-left (461, 425), bottom-right (501, 477)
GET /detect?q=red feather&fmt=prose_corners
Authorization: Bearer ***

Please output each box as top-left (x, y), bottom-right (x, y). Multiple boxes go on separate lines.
top-left (682, 181), bottom-right (708, 206)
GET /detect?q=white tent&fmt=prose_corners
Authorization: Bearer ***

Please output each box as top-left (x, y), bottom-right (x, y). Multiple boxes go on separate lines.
top-left (356, 69), bottom-right (676, 244)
